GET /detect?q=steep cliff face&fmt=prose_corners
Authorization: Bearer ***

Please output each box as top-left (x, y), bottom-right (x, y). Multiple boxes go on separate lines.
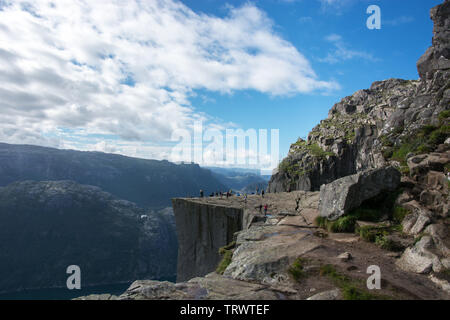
top-left (172, 199), bottom-right (244, 282)
top-left (269, 0), bottom-right (450, 193)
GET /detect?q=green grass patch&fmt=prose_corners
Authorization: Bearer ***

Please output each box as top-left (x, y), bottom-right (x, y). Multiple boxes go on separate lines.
top-left (315, 215), bottom-right (358, 233)
top-left (438, 110), bottom-right (450, 121)
top-left (307, 143), bottom-right (335, 159)
top-left (288, 257), bottom-right (308, 282)
top-left (356, 224), bottom-right (404, 251)
top-left (392, 206), bottom-right (410, 224)
top-left (216, 241), bottom-right (236, 275)
top-left (388, 123), bottom-right (450, 166)
top-left (319, 264), bottom-right (391, 300)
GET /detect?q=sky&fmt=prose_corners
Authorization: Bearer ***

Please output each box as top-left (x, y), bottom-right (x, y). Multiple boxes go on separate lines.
top-left (0, 0), bottom-right (443, 171)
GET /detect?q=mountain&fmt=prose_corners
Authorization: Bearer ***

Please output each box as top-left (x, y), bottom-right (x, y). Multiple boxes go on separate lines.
top-left (268, 0), bottom-right (449, 193)
top-left (0, 143), bottom-right (226, 208)
top-left (205, 166), bottom-right (270, 193)
top-left (0, 180), bottom-right (177, 294)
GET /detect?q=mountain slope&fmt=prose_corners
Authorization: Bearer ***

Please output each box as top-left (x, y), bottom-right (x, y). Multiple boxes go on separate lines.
top-left (0, 180), bottom-right (177, 293)
top-left (269, 0), bottom-right (450, 192)
top-left (0, 143), bottom-right (226, 208)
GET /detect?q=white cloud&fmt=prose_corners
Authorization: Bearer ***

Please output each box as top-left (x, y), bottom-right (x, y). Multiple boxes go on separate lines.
top-left (0, 0), bottom-right (337, 163)
top-left (319, 33), bottom-right (379, 64)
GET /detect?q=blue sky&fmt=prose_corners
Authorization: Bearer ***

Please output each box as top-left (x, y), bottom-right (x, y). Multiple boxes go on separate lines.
top-left (184, 0), bottom-right (441, 158)
top-left (0, 0), bottom-right (442, 170)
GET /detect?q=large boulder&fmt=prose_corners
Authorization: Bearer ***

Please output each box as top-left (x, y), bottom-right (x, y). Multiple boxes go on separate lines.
top-left (417, 0), bottom-right (450, 79)
top-left (319, 166), bottom-right (401, 220)
top-left (396, 236), bottom-right (445, 274)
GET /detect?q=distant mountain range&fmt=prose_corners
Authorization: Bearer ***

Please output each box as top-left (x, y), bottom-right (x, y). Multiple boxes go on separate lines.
top-left (0, 143), bottom-right (226, 208)
top-left (205, 166), bottom-right (270, 193)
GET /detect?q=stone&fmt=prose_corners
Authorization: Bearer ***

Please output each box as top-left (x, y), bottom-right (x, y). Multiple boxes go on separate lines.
top-left (319, 167), bottom-right (401, 220)
top-left (417, 1), bottom-right (450, 79)
top-left (118, 273), bottom-right (280, 300)
top-left (337, 252), bottom-right (352, 262)
top-left (223, 231), bottom-right (321, 282)
top-left (396, 236), bottom-right (445, 274)
top-left (424, 224), bottom-right (450, 257)
top-left (429, 275), bottom-right (450, 294)
top-left (306, 288), bottom-right (342, 300)
top-left (401, 201), bottom-right (433, 235)
top-left (74, 294), bottom-right (118, 300)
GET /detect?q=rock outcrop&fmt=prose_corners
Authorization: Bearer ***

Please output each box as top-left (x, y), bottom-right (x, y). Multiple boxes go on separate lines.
top-left (268, 0), bottom-right (450, 194)
top-left (417, 0), bottom-right (450, 79)
top-left (114, 191), bottom-right (448, 300)
top-left (319, 166), bottom-right (401, 220)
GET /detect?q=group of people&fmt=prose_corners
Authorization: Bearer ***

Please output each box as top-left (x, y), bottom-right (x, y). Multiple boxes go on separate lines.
top-left (199, 189), bottom-right (234, 198)
top-left (199, 188), bottom-right (270, 216)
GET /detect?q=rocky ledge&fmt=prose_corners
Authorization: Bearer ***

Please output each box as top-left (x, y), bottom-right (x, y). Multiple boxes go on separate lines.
top-left (106, 183), bottom-right (448, 300)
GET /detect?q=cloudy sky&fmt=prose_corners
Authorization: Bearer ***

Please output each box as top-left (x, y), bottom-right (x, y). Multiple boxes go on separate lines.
top-left (0, 0), bottom-right (442, 169)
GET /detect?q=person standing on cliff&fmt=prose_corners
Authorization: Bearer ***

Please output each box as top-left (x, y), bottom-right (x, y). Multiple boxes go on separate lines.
top-left (200, 190), bottom-right (204, 198)
top-left (261, 189), bottom-right (265, 198)
top-left (264, 204), bottom-right (268, 216)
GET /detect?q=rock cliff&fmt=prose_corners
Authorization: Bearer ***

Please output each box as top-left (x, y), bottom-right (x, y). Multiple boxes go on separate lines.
top-left (172, 198), bottom-right (244, 282)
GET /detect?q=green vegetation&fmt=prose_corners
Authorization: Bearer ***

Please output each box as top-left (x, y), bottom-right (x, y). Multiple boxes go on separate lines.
top-left (380, 134), bottom-right (394, 147)
top-left (288, 257), bottom-right (308, 282)
top-left (438, 110), bottom-right (450, 121)
top-left (385, 113), bottom-right (450, 165)
top-left (356, 223), bottom-right (403, 252)
top-left (307, 143), bottom-right (335, 159)
top-left (216, 241), bottom-right (236, 275)
top-left (278, 159), bottom-right (313, 178)
top-left (392, 206), bottom-right (411, 224)
top-left (319, 264), bottom-right (391, 300)
top-left (315, 215), bottom-right (358, 233)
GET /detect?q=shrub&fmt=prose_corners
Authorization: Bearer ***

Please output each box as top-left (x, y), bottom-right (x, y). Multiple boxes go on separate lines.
top-left (216, 250), bottom-right (232, 275)
top-left (438, 110), bottom-right (450, 121)
top-left (392, 206), bottom-right (410, 224)
top-left (315, 215), bottom-right (357, 233)
top-left (288, 257), bottom-right (308, 282)
top-left (382, 147), bottom-right (394, 159)
top-left (375, 234), bottom-right (402, 252)
top-left (307, 143), bottom-right (335, 159)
